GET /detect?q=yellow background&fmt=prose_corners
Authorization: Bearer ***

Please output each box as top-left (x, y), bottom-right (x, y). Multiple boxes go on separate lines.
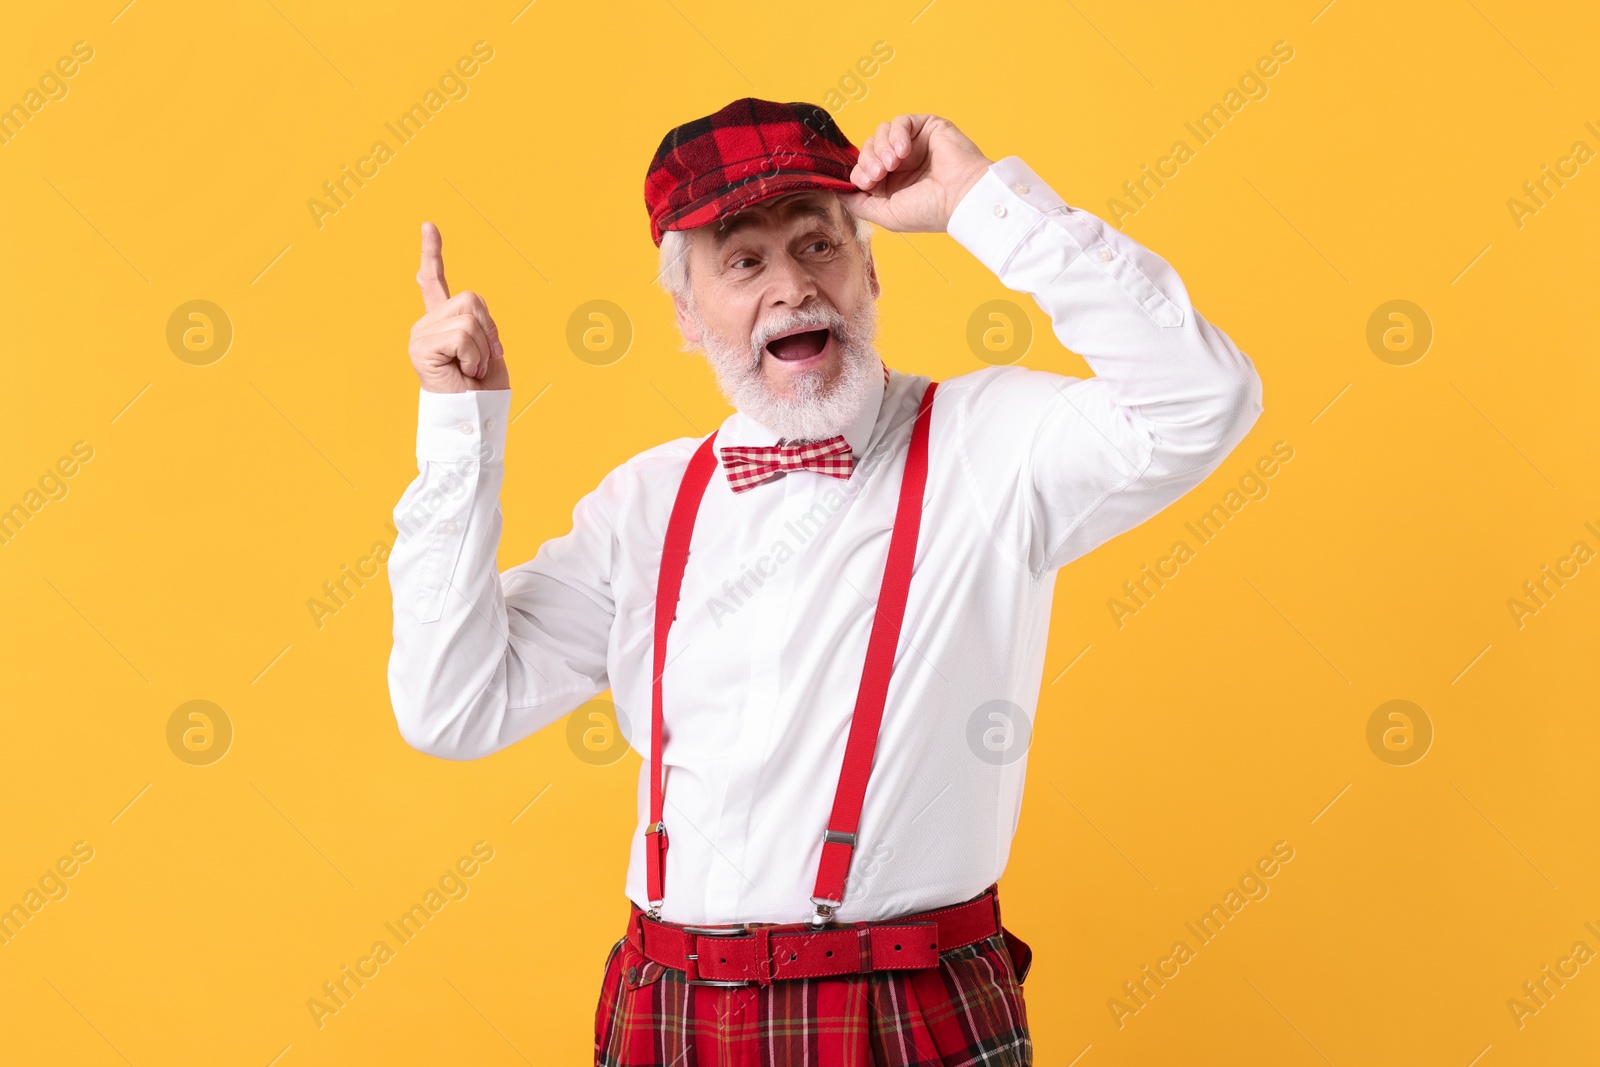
top-left (2, 0), bottom-right (1596, 1063)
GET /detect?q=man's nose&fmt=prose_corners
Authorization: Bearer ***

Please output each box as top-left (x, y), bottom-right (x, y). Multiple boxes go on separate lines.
top-left (765, 252), bottom-right (818, 307)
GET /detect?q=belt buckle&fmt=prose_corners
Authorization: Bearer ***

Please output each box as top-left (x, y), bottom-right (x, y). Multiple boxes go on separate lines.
top-left (682, 923), bottom-right (755, 987)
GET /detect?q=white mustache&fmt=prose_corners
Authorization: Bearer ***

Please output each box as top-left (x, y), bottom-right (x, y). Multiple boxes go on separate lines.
top-left (750, 305), bottom-right (849, 363)
top-left (694, 292), bottom-right (880, 442)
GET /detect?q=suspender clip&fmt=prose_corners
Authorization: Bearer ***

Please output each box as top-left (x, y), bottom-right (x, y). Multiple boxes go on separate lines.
top-left (809, 895), bottom-right (842, 928)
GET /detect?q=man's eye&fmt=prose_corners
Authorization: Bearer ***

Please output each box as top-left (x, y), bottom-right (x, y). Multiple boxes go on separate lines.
top-left (806, 240), bottom-right (831, 253)
top-left (732, 256), bottom-right (758, 268)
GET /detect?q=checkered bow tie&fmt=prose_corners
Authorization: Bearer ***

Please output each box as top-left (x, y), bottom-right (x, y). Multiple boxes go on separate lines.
top-left (718, 436), bottom-right (854, 494)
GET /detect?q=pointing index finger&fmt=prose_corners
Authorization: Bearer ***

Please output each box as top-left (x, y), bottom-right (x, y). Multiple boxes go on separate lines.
top-left (417, 221), bottom-right (450, 312)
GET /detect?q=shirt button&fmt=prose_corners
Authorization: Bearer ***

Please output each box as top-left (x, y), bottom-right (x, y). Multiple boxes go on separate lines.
top-left (992, 204), bottom-right (1006, 218)
top-left (457, 421), bottom-right (473, 434)
top-left (1098, 247), bottom-right (1114, 262)
top-left (484, 417), bottom-right (495, 431)
top-left (442, 521), bottom-right (459, 532)
top-left (625, 965), bottom-right (639, 984)
top-left (1014, 182), bottom-right (1030, 195)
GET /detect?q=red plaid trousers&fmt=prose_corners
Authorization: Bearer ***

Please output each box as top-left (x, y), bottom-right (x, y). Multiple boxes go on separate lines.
top-left (593, 925), bottom-right (1032, 1066)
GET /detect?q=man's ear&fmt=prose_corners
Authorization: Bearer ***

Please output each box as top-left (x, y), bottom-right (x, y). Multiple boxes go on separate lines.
top-left (673, 293), bottom-right (701, 345)
top-left (866, 254), bottom-right (881, 300)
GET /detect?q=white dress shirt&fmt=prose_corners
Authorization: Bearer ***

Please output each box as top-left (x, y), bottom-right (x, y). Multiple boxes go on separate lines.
top-left (387, 156), bottom-right (1264, 925)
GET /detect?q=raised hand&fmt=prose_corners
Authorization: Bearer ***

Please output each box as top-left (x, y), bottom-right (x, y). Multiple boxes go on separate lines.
top-left (838, 114), bottom-right (993, 234)
top-left (407, 221), bottom-right (509, 393)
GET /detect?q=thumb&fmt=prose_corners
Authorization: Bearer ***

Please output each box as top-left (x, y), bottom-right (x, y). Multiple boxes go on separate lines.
top-left (839, 190), bottom-right (895, 230)
top-left (417, 221), bottom-right (451, 312)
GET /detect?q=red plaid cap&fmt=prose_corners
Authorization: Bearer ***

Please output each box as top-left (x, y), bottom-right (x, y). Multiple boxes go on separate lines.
top-left (644, 98), bottom-right (861, 247)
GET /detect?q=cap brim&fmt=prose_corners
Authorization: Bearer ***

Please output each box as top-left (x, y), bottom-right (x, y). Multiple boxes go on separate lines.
top-left (660, 172), bottom-right (861, 238)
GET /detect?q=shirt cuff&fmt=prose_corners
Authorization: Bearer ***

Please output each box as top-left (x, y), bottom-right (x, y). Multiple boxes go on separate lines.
top-left (947, 156), bottom-right (1068, 276)
top-left (416, 388), bottom-right (512, 464)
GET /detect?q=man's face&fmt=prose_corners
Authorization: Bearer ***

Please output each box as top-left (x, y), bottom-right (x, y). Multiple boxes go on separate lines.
top-left (672, 190), bottom-right (883, 441)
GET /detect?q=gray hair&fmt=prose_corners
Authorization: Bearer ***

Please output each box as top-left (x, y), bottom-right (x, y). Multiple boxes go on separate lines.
top-left (655, 195), bottom-right (875, 305)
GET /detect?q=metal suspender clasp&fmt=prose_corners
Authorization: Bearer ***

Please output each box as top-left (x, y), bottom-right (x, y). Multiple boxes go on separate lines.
top-left (809, 895), bottom-right (841, 928)
top-left (645, 821), bottom-right (667, 918)
top-left (811, 829), bottom-right (855, 926)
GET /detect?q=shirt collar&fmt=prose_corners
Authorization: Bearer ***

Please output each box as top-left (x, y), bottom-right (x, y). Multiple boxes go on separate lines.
top-left (715, 359), bottom-right (888, 466)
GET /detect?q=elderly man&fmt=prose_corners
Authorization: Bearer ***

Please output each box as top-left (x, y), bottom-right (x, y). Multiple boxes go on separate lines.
top-left (388, 98), bottom-right (1263, 1064)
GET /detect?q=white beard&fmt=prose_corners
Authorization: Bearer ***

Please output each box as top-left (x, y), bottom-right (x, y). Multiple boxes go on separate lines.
top-left (690, 297), bottom-right (881, 442)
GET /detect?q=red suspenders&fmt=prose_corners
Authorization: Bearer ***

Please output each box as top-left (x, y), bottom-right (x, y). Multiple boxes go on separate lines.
top-left (645, 380), bottom-right (940, 925)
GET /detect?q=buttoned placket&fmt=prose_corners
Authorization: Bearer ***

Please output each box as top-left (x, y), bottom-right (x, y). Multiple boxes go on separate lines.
top-left (669, 376), bottom-right (887, 920)
top-left (700, 470), bottom-right (821, 918)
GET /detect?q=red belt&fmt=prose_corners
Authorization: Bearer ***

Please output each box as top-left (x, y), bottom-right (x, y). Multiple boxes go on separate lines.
top-left (627, 885), bottom-right (1007, 986)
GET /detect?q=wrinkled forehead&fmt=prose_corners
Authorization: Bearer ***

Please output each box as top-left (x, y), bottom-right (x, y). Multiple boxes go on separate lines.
top-left (701, 190), bottom-right (846, 248)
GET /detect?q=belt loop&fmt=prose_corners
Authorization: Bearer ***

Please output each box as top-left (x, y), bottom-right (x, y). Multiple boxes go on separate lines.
top-left (632, 908), bottom-right (648, 952)
top-left (857, 926), bottom-right (873, 972)
top-left (989, 882), bottom-right (1003, 934)
top-left (752, 926), bottom-right (773, 987)
top-left (682, 937), bottom-right (702, 983)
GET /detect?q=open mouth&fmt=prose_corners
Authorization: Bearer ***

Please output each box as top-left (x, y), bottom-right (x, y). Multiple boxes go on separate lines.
top-left (764, 327), bottom-right (832, 362)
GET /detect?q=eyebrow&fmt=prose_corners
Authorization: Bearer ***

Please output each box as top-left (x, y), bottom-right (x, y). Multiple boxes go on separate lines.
top-left (711, 198), bottom-right (840, 249)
